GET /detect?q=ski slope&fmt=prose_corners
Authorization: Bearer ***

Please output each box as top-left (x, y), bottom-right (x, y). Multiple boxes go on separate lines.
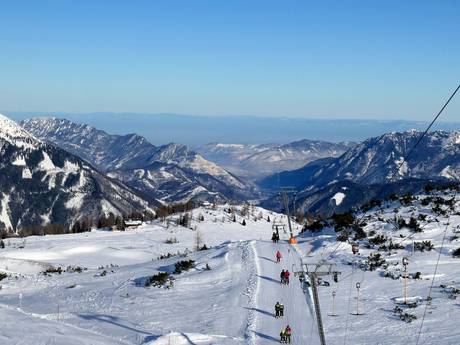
top-left (1, 200), bottom-right (460, 344)
top-left (249, 240), bottom-right (315, 344)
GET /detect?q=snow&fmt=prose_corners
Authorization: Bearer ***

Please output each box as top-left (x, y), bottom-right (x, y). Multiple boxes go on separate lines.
top-left (1, 197), bottom-right (460, 344)
top-left (65, 193), bottom-right (85, 210)
top-left (0, 193), bottom-right (13, 230)
top-left (0, 113), bottom-right (39, 149)
top-left (331, 192), bottom-right (346, 206)
top-left (11, 155), bottom-right (26, 166)
top-left (38, 151), bottom-right (56, 171)
top-left (22, 167), bottom-right (32, 179)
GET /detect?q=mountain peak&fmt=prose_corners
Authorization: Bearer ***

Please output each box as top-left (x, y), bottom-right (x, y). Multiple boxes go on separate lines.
top-left (0, 113), bottom-right (39, 148)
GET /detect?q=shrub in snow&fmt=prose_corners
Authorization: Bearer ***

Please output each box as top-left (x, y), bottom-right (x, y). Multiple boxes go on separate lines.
top-left (418, 214), bottom-right (428, 221)
top-left (362, 253), bottom-right (386, 271)
top-left (400, 193), bottom-right (414, 205)
top-left (388, 240), bottom-right (404, 250)
top-left (241, 219), bottom-right (246, 226)
top-left (414, 241), bottom-right (434, 252)
top-left (198, 244), bottom-right (208, 251)
top-left (331, 212), bottom-right (355, 231)
top-left (303, 220), bottom-right (324, 233)
top-left (361, 199), bottom-right (382, 212)
top-left (66, 266), bottom-right (86, 273)
top-left (388, 193), bottom-right (399, 201)
top-left (174, 260), bottom-right (195, 274)
top-left (0, 272), bottom-right (7, 281)
top-left (336, 231), bottom-right (349, 242)
top-left (353, 225), bottom-right (367, 240)
top-left (369, 234), bottom-right (387, 245)
top-left (145, 272), bottom-right (174, 288)
top-left (407, 217), bottom-right (422, 232)
top-left (0, 240), bottom-right (4, 249)
top-left (393, 306), bottom-right (417, 323)
top-left (43, 266), bottom-right (63, 275)
top-left (452, 248), bottom-right (460, 258)
top-left (165, 237), bottom-right (178, 244)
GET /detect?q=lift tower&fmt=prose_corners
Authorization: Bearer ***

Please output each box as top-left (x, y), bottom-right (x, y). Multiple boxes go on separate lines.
top-left (296, 261), bottom-right (341, 345)
top-left (279, 187), bottom-right (297, 244)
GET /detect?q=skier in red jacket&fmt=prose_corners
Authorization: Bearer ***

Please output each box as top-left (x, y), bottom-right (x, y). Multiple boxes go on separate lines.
top-left (276, 250), bottom-right (282, 263)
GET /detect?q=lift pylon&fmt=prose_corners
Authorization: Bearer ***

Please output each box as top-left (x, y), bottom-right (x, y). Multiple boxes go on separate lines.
top-left (279, 187), bottom-right (297, 244)
top-left (296, 261), bottom-right (341, 345)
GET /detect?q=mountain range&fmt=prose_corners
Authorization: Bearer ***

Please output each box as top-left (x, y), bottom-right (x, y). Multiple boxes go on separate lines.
top-left (0, 114), bottom-right (154, 234)
top-left (196, 140), bottom-right (354, 179)
top-left (21, 117), bottom-right (255, 204)
top-left (260, 130), bottom-right (460, 215)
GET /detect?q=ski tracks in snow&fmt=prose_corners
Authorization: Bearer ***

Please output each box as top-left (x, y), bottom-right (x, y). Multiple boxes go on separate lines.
top-left (249, 240), bottom-right (316, 344)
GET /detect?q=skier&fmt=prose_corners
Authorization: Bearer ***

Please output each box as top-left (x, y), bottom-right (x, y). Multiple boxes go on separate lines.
top-left (276, 250), bottom-right (282, 263)
top-left (280, 328), bottom-right (286, 343)
top-left (275, 232), bottom-right (280, 243)
top-left (285, 325), bottom-right (292, 343)
top-left (280, 269), bottom-right (286, 284)
top-left (275, 301), bottom-right (281, 318)
top-left (271, 232), bottom-right (277, 243)
top-left (284, 270), bottom-right (290, 285)
top-left (279, 303), bottom-right (284, 317)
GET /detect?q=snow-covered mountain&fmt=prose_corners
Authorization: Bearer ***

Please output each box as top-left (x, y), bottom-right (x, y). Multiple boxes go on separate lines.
top-left (197, 140), bottom-right (354, 179)
top-left (0, 114), bottom-right (154, 234)
top-left (261, 131), bottom-right (460, 189)
top-left (260, 130), bottom-right (460, 215)
top-left (22, 117), bottom-right (256, 203)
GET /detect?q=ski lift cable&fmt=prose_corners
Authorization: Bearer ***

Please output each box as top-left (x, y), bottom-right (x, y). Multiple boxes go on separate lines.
top-left (325, 83), bottom-right (460, 263)
top-left (414, 202), bottom-right (454, 345)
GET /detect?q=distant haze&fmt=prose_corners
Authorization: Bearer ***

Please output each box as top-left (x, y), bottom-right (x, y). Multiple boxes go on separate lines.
top-left (7, 112), bottom-right (460, 146)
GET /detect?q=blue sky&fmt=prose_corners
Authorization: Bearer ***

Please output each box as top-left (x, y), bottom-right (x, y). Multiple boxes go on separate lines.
top-left (0, 0), bottom-right (459, 120)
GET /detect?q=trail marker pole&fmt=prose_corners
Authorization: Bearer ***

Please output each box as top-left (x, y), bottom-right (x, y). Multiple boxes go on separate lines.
top-left (329, 290), bottom-right (338, 317)
top-left (355, 282), bottom-right (361, 315)
top-left (403, 257), bottom-right (409, 304)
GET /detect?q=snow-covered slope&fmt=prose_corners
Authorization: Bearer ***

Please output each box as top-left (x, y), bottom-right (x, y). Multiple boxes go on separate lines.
top-left (22, 117), bottom-right (256, 203)
top-left (0, 114), bottom-right (154, 234)
top-left (0, 204), bottom-right (299, 344)
top-left (0, 192), bottom-right (459, 344)
top-left (294, 185), bottom-right (460, 344)
top-left (197, 140), bottom-right (354, 178)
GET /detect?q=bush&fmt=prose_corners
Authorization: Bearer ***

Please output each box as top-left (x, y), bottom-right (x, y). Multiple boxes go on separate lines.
top-left (369, 234), bottom-right (387, 245)
top-left (336, 232), bottom-right (349, 242)
top-left (145, 272), bottom-right (174, 288)
top-left (353, 225), bottom-right (367, 240)
top-left (400, 193), bottom-right (414, 205)
top-left (363, 253), bottom-right (386, 271)
top-left (174, 260), bottom-right (195, 274)
top-left (331, 212), bottom-right (355, 231)
top-left (414, 241), bottom-right (434, 252)
top-left (407, 217), bottom-right (422, 232)
top-left (43, 266), bottom-right (63, 275)
top-left (303, 220), bottom-right (324, 233)
top-left (165, 237), bottom-right (178, 244)
top-left (452, 248), bottom-right (460, 258)
top-left (0, 272), bottom-right (7, 281)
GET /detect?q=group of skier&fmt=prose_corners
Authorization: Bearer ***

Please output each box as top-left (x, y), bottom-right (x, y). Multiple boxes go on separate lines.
top-left (280, 325), bottom-right (292, 343)
top-left (274, 301), bottom-right (284, 318)
top-left (273, 248), bottom-right (293, 343)
top-left (280, 269), bottom-right (290, 285)
top-left (271, 231), bottom-right (280, 243)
